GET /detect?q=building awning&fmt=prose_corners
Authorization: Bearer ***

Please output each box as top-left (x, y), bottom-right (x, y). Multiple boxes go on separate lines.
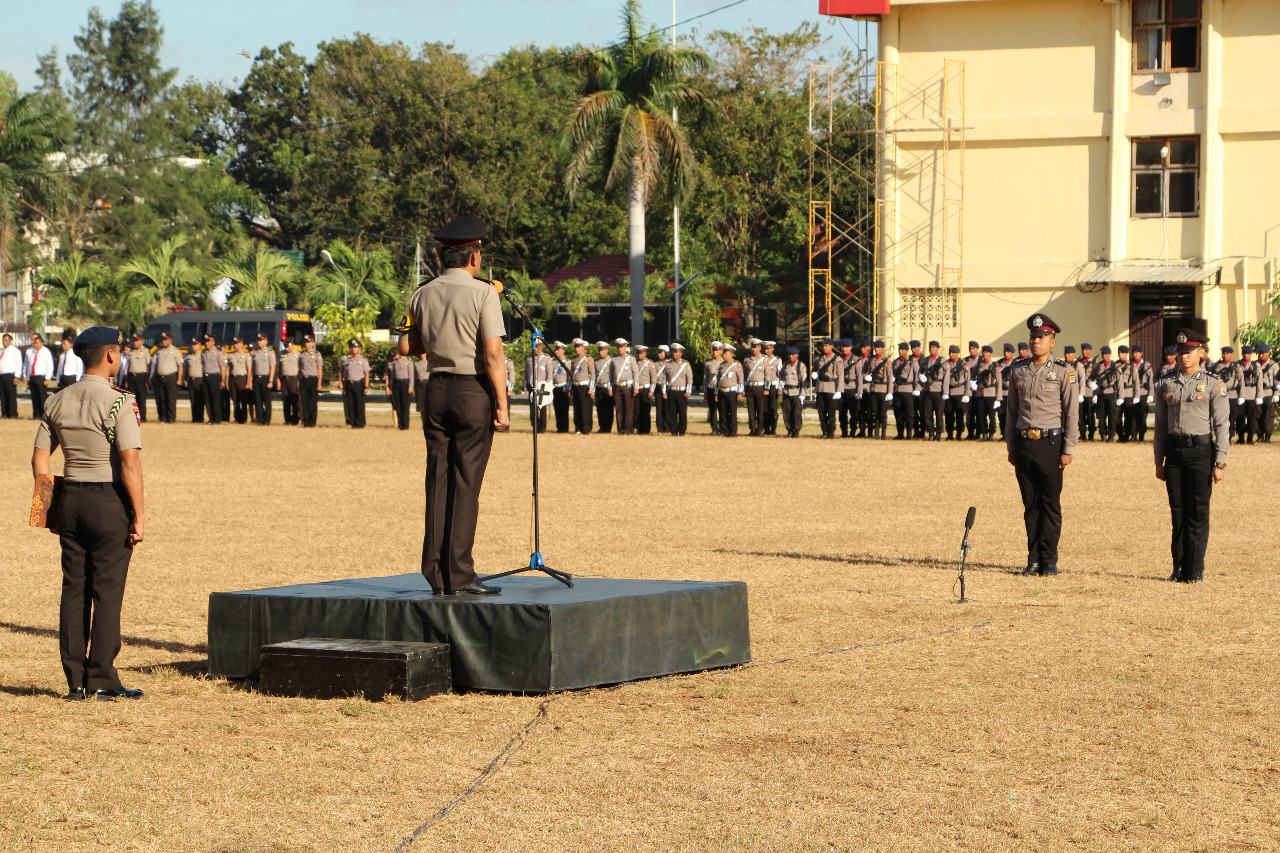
top-left (1080, 264), bottom-right (1220, 284)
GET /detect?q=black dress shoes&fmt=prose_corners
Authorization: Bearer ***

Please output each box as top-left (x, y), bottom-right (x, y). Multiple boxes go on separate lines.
top-left (1038, 564), bottom-right (1059, 576)
top-left (65, 688), bottom-right (87, 702)
top-left (94, 686), bottom-right (143, 701)
top-left (1021, 562), bottom-right (1039, 576)
top-left (457, 581), bottom-right (501, 595)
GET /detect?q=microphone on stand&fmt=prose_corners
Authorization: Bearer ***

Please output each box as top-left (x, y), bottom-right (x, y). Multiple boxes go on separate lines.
top-left (956, 506), bottom-right (976, 604)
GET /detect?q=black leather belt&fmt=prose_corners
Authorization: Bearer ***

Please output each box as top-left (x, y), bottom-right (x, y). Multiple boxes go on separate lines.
top-left (1018, 428), bottom-right (1063, 439)
top-left (1168, 434), bottom-right (1211, 448)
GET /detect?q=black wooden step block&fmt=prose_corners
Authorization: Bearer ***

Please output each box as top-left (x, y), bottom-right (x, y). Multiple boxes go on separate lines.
top-left (259, 638), bottom-right (451, 701)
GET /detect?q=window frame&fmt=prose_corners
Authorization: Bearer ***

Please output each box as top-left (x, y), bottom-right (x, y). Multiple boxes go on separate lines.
top-left (1133, 0), bottom-right (1201, 73)
top-left (1131, 136), bottom-right (1200, 219)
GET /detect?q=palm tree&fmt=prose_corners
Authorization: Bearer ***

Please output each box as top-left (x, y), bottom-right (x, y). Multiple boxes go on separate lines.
top-left (29, 252), bottom-right (109, 328)
top-left (561, 0), bottom-right (712, 345)
top-left (218, 244), bottom-right (301, 310)
top-left (0, 93), bottom-right (63, 279)
top-left (116, 235), bottom-right (205, 326)
top-left (552, 277), bottom-right (604, 338)
top-left (307, 240), bottom-right (399, 311)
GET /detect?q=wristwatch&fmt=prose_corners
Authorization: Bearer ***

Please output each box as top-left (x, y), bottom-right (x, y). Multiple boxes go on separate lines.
top-left (1214, 462), bottom-right (1227, 470)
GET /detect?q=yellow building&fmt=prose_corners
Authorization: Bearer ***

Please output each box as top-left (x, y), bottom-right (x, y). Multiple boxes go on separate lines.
top-left (837, 0), bottom-right (1280, 352)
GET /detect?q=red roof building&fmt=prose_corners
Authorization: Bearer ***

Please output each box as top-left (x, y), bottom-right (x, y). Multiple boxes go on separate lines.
top-left (540, 255), bottom-right (657, 292)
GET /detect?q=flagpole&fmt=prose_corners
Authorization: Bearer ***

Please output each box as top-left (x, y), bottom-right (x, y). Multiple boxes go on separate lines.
top-left (671, 0), bottom-right (682, 343)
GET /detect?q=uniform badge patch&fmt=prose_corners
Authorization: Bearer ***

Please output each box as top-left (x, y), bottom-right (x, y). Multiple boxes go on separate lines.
top-left (1220, 386), bottom-right (1227, 397)
top-left (131, 401), bottom-right (141, 425)
top-left (1196, 395), bottom-right (1204, 401)
top-left (1047, 371), bottom-right (1057, 381)
top-left (1165, 393), bottom-right (1173, 401)
top-left (1067, 370), bottom-right (1076, 383)
top-left (1196, 383), bottom-right (1205, 392)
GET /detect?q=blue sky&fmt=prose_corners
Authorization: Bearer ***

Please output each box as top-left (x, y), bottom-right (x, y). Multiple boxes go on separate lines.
top-left (0, 0), bottom-right (867, 91)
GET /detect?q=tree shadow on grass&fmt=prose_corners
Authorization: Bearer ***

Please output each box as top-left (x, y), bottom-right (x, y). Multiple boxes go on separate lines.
top-left (710, 548), bottom-right (1170, 581)
top-left (0, 621), bottom-right (207, 655)
top-left (0, 684), bottom-right (63, 699)
top-left (127, 659), bottom-right (209, 679)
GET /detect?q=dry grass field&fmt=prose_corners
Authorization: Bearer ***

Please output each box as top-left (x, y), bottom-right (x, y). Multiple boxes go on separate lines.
top-left (2, 401), bottom-right (1278, 853)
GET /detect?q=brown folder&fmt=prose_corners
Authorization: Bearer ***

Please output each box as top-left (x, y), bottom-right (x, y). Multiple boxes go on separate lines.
top-left (30, 473), bottom-right (63, 532)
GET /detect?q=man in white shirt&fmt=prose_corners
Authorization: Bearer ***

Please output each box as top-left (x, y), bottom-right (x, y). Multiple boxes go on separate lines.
top-left (0, 333), bottom-right (21, 418)
top-left (56, 337), bottom-right (85, 388)
top-left (24, 333), bottom-right (55, 419)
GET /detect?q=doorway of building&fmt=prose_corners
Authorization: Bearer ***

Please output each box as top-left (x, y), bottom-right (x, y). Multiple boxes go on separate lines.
top-left (1128, 283), bottom-right (1201, 355)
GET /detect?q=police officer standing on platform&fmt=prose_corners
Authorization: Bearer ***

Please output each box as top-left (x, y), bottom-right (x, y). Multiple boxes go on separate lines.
top-left (200, 335), bottom-right (227, 425)
top-left (551, 341), bottom-right (571, 433)
top-left (780, 346), bottom-right (808, 437)
top-left (569, 338), bottom-right (596, 434)
top-left (32, 327), bottom-right (145, 701)
top-left (891, 342), bottom-right (919, 440)
top-left (124, 334), bottom-right (150, 421)
top-left (1006, 314), bottom-right (1079, 577)
top-left (251, 334), bottom-right (276, 425)
top-left (339, 339), bottom-right (370, 428)
top-left (595, 341), bottom-right (615, 433)
top-left (1155, 327), bottom-right (1229, 583)
top-left (664, 343), bottom-right (693, 435)
top-left (716, 343), bottom-right (745, 436)
top-left (812, 338), bottom-right (844, 439)
top-left (278, 340), bottom-right (301, 425)
top-left (398, 215), bottom-right (508, 596)
top-left (609, 338), bottom-right (639, 434)
top-left (298, 336), bottom-right (323, 427)
top-left (183, 338), bottom-right (205, 423)
top-left (763, 341), bottom-right (782, 435)
top-left (149, 333), bottom-right (183, 423)
top-left (385, 348), bottom-right (414, 430)
top-left (703, 342), bottom-right (723, 435)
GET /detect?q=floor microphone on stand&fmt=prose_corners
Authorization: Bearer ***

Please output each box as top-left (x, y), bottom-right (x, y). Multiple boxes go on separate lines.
top-left (956, 506), bottom-right (976, 604)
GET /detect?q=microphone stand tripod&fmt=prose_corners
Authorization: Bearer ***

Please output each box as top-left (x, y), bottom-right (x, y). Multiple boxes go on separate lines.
top-left (482, 284), bottom-right (574, 588)
top-left (955, 507), bottom-right (975, 604)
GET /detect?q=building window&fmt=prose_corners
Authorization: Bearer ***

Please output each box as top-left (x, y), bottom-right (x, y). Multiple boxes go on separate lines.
top-left (1132, 137), bottom-right (1199, 218)
top-left (1134, 0), bottom-right (1200, 72)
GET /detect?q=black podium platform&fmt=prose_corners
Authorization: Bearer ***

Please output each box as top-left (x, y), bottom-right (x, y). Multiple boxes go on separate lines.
top-left (207, 574), bottom-right (750, 692)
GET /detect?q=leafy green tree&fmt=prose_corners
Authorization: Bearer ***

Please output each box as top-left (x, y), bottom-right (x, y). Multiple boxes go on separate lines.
top-left (218, 244), bottom-right (301, 310)
top-left (29, 251), bottom-right (110, 328)
top-left (0, 93), bottom-right (64, 274)
top-left (677, 275), bottom-right (726, 364)
top-left (312, 302), bottom-right (377, 347)
top-left (116, 234), bottom-right (205, 326)
top-left (307, 240), bottom-right (399, 311)
top-left (552, 277), bottom-right (604, 338)
top-left (561, 0), bottom-right (713, 345)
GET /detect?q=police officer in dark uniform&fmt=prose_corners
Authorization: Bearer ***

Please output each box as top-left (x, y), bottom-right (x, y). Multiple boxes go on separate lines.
top-left (31, 327), bottom-right (145, 701)
top-left (398, 216), bottom-right (508, 596)
top-left (1005, 314), bottom-right (1079, 577)
top-left (1155, 327), bottom-right (1229, 583)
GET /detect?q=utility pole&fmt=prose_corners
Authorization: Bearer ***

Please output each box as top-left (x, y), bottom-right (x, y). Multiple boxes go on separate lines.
top-left (671, 0), bottom-right (682, 343)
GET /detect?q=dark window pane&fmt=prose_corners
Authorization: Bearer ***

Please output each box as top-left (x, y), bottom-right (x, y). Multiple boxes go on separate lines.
top-left (1134, 0), bottom-right (1164, 24)
top-left (1135, 141), bottom-right (1165, 167)
top-left (1135, 173), bottom-right (1163, 215)
top-left (1168, 171), bottom-right (1198, 213)
top-left (1169, 25), bottom-right (1198, 68)
top-left (1170, 0), bottom-right (1199, 21)
top-left (180, 322), bottom-right (199, 342)
top-left (1135, 27), bottom-right (1163, 70)
top-left (1169, 138), bottom-right (1198, 165)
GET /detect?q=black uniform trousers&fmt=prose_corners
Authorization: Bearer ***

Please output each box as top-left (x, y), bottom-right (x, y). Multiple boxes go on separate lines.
top-left (0, 373), bottom-right (18, 418)
top-left (634, 391), bottom-right (652, 434)
top-left (58, 482), bottom-right (133, 692)
top-left (29, 379), bottom-right (49, 420)
top-left (1130, 398), bottom-right (1150, 440)
top-left (343, 382), bottom-right (366, 428)
top-left (666, 391), bottom-right (689, 435)
top-left (859, 392), bottom-right (876, 436)
top-left (869, 392), bottom-right (890, 435)
top-left (300, 376), bottom-right (319, 426)
top-left (529, 391), bottom-right (548, 433)
top-left (153, 373), bottom-right (178, 422)
top-left (596, 391), bottom-right (614, 433)
top-left (614, 387), bottom-right (636, 434)
top-left (1096, 394), bottom-right (1118, 439)
top-left (421, 374), bottom-right (494, 593)
top-left (187, 377), bottom-right (205, 422)
top-left (976, 396), bottom-right (998, 437)
top-left (280, 376), bottom-right (300, 425)
top-left (816, 392), bottom-right (837, 436)
top-left (1012, 433), bottom-right (1065, 567)
top-left (252, 376), bottom-right (273, 425)
top-left (232, 378), bottom-right (252, 424)
top-left (944, 395), bottom-right (967, 438)
top-left (718, 390), bottom-right (740, 436)
top-left (838, 394), bottom-right (857, 436)
top-left (655, 387), bottom-right (669, 433)
top-left (922, 391), bottom-right (943, 437)
top-left (1080, 397), bottom-right (1095, 439)
top-left (1262, 398), bottom-right (1276, 439)
top-left (782, 393), bottom-right (803, 435)
top-left (1236, 400), bottom-right (1255, 441)
top-left (203, 375), bottom-right (223, 423)
top-left (572, 385), bottom-right (593, 433)
top-left (553, 385), bottom-right (571, 433)
top-left (704, 391), bottom-right (719, 434)
top-left (763, 390), bottom-right (779, 435)
top-left (390, 378), bottom-right (412, 430)
top-left (221, 384), bottom-right (232, 422)
top-left (126, 373), bottom-right (148, 422)
top-left (1163, 443), bottom-right (1213, 582)
top-left (892, 392), bottom-right (915, 438)
top-left (745, 386), bottom-right (766, 435)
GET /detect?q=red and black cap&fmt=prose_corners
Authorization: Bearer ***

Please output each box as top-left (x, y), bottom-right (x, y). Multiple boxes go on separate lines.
top-left (434, 216), bottom-right (487, 248)
top-left (1026, 313), bottom-right (1061, 338)
top-left (160, 332), bottom-right (173, 339)
top-left (1173, 327), bottom-right (1207, 352)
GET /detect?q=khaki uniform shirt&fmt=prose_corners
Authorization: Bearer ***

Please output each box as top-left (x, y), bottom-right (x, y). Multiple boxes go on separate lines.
top-left (526, 353), bottom-right (553, 389)
top-left (152, 345), bottom-right (183, 377)
top-left (1131, 359), bottom-right (1155, 400)
top-left (765, 355), bottom-right (782, 390)
top-left (1158, 359), bottom-right (1180, 382)
top-left (780, 360), bottom-right (808, 396)
top-left (636, 358), bottom-right (658, 391)
top-left (812, 353), bottom-right (845, 394)
top-left (609, 354), bottom-right (638, 388)
top-left (251, 349), bottom-right (276, 378)
top-left (742, 355), bottom-right (769, 388)
top-left (973, 359), bottom-right (1003, 399)
top-left (891, 356), bottom-right (919, 393)
top-left (868, 354), bottom-right (893, 394)
top-left (702, 358), bottom-right (720, 394)
top-left (920, 355), bottom-right (945, 394)
top-left (200, 347), bottom-right (227, 377)
top-left (414, 359), bottom-right (432, 384)
top-left (34, 375), bottom-right (142, 483)
top-left (126, 346), bottom-right (151, 375)
top-left (1005, 357), bottom-right (1080, 454)
top-left (717, 360), bottom-right (745, 392)
top-left (1154, 369), bottom-right (1230, 465)
top-left (1091, 359), bottom-right (1122, 395)
top-left (1260, 359), bottom-right (1278, 398)
top-left (299, 351), bottom-right (323, 378)
top-left (1237, 360), bottom-right (1261, 401)
top-left (404, 267), bottom-right (506, 375)
top-left (278, 350), bottom-right (300, 378)
top-left (340, 354), bottom-right (370, 383)
top-left (185, 351), bottom-right (205, 380)
top-left (664, 359), bottom-right (692, 392)
top-left (228, 350), bottom-right (252, 378)
top-left (571, 354), bottom-right (597, 388)
top-left (943, 359), bottom-right (971, 398)
top-left (504, 358), bottom-right (515, 391)
top-left (595, 355), bottom-right (613, 390)
top-left (386, 357), bottom-right (414, 381)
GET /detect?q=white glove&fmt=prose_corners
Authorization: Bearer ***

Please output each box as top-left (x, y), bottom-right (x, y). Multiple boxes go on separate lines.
top-left (885, 393), bottom-right (893, 402)
top-left (855, 393), bottom-right (862, 400)
top-left (969, 380), bottom-right (978, 391)
top-left (1147, 395), bottom-right (1155, 404)
top-left (912, 390), bottom-right (920, 397)
top-left (833, 392), bottom-right (842, 400)
top-left (1237, 398), bottom-right (1245, 406)
top-left (1078, 394), bottom-right (1084, 403)
top-left (1092, 395), bottom-right (1098, 404)
top-left (1089, 381), bottom-right (1099, 391)
top-left (961, 395), bottom-right (970, 403)
top-left (799, 395), bottom-right (806, 405)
